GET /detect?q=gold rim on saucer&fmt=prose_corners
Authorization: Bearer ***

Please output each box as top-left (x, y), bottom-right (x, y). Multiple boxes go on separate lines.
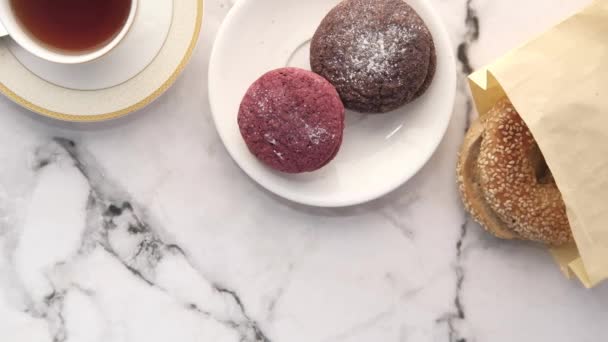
top-left (0, 0), bottom-right (203, 122)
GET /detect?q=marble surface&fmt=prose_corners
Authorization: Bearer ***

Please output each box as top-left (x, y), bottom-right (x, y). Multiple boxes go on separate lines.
top-left (0, 0), bottom-right (606, 341)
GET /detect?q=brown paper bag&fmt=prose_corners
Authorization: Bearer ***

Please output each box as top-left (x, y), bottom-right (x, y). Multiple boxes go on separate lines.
top-left (468, 0), bottom-right (608, 288)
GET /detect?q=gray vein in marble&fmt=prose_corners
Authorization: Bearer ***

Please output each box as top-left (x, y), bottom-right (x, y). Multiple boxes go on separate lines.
top-left (457, 0), bottom-right (481, 132)
top-left (321, 308), bottom-right (395, 342)
top-left (435, 219), bottom-right (468, 342)
top-left (214, 286), bottom-right (272, 342)
top-left (435, 1), bottom-right (483, 341)
top-left (380, 210), bottom-right (415, 240)
top-left (376, 193), bottom-right (421, 240)
top-left (186, 301), bottom-right (271, 342)
top-left (265, 261), bottom-right (294, 322)
top-left (24, 138), bottom-right (273, 342)
top-left (456, 0), bottom-right (480, 76)
top-left (44, 290), bottom-right (67, 342)
top-left (352, 190), bottom-right (421, 241)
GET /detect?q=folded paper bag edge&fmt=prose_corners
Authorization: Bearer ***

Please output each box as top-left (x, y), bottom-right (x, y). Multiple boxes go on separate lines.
top-left (466, 0), bottom-right (608, 286)
top-left (490, 0), bottom-right (608, 287)
top-left (467, 69), bottom-right (507, 117)
top-left (468, 73), bottom-right (592, 287)
top-left (570, 258), bottom-right (595, 289)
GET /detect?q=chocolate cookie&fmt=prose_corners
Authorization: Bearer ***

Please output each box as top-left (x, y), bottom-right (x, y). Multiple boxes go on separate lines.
top-left (310, 0), bottom-right (436, 113)
top-left (238, 68), bottom-right (345, 173)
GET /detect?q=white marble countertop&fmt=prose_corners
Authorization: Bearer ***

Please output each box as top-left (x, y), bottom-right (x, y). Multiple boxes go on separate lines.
top-left (1, 0), bottom-right (607, 341)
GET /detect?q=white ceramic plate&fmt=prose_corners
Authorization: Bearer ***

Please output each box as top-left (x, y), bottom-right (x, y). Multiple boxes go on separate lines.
top-left (209, 0), bottom-right (456, 207)
top-left (0, 0), bottom-right (203, 121)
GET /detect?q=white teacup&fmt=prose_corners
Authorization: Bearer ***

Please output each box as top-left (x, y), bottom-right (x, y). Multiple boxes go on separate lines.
top-left (0, 0), bottom-right (137, 64)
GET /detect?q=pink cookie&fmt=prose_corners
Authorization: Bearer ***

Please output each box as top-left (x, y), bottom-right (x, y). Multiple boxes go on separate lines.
top-left (238, 67), bottom-right (345, 173)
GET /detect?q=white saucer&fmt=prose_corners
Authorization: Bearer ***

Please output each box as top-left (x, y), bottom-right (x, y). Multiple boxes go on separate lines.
top-left (209, 0), bottom-right (456, 207)
top-left (8, 0), bottom-right (173, 90)
top-left (0, 0), bottom-right (203, 121)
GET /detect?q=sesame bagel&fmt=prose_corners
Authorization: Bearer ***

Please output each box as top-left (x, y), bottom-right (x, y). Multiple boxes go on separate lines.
top-left (458, 98), bottom-right (573, 246)
top-left (457, 117), bottom-right (521, 240)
